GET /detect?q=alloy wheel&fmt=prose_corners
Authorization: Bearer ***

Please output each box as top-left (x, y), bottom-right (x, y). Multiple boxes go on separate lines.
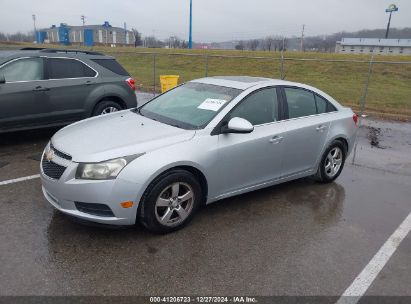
top-left (101, 107), bottom-right (119, 114)
top-left (155, 182), bottom-right (194, 227)
top-left (324, 147), bottom-right (343, 178)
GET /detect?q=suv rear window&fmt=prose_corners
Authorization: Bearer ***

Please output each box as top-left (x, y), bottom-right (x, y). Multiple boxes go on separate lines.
top-left (48, 58), bottom-right (96, 79)
top-left (92, 59), bottom-right (130, 76)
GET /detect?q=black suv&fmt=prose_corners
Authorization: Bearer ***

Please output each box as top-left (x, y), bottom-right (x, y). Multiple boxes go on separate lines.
top-left (0, 48), bottom-right (137, 133)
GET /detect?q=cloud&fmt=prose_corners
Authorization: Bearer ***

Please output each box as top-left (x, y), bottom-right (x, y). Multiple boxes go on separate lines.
top-left (1, 0), bottom-right (410, 42)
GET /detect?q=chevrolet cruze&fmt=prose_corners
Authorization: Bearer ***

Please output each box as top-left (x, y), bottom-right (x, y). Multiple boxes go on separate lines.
top-left (41, 76), bottom-right (358, 233)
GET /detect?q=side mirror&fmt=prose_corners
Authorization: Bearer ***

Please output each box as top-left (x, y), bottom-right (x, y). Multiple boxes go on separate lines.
top-left (222, 117), bottom-right (254, 134)
top-left (0, 75), bottom-right (5, 84)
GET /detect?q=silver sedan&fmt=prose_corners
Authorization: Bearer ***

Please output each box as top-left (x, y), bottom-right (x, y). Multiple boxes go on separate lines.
top-left (40, 76), bottom-right (358, 233)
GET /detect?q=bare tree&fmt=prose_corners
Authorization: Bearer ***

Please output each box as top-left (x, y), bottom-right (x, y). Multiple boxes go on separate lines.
top-left (0, 31), bottom-right (34, 42)
top-left (235, 40), bottom-right (245, 50)
top-left (144, 36), bottom-right (164, 48)
top-left (131, 28), bottom-right (142, 47)
top-left (167, 36), bottom-right (185, 49)
top-left (272, 36), bottom-right (288, 52)
top-left (248, 39), bottom-right (260, 51)
top-left (263, 36), bottom-right (275, 51)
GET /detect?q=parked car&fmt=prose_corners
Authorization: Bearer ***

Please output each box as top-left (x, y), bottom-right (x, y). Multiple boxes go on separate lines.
top-left (0, 48), bottom-right (137, 133)
top-left (40, 76), bottom-right (358, 233)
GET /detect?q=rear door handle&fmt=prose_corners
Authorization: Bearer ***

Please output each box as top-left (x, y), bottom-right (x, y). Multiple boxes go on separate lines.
top-left (33, 86), bottom-right (50, 92)
top-left (269, 136), bottom-right (284, 144)
top-left (85, 80), bottom-right (94, 86)
top-left (316, 125), bottom-right (327, 131)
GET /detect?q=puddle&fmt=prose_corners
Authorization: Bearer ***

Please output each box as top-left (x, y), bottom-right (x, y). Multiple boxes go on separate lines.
top-left (27, 154), bottom-right (42, 162)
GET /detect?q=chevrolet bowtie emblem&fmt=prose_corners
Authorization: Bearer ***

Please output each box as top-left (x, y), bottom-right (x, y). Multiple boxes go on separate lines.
top-left (46, 149), bottom-right (54, 162)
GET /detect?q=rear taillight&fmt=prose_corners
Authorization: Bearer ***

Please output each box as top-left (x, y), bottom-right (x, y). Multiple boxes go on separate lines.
top-left (126, 77), bottom-right (136, 91)
top-left (353, 113), bottom-right (359, 125)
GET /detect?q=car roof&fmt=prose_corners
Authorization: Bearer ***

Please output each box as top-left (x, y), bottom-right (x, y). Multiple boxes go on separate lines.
top-left (191, 76), bottom-right (300, 90)
top-left (191, 76), bottom-right (342, 108)
top-left (0, 48), bottom-right (110, 61)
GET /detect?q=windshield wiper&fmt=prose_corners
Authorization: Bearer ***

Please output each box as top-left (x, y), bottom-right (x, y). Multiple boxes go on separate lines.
top-left (134, 107), bottom-right (144, 117)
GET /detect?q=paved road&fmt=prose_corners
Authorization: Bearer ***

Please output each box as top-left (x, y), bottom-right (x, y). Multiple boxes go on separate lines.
top-left (0, 116), bottom-right (410, 298)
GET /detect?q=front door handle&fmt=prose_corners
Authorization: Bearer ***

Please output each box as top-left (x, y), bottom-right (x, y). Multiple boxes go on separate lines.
top-left (33, 86), bottom-right (50, 92)
top-left (269, 136), bottom-right (284, 144)
top-left (316, 125), bottom-right (327, 131)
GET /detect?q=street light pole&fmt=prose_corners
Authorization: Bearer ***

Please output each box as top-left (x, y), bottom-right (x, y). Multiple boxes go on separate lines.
top-left (385, 4), bottom-right (399, 39)
top-left (32, 14), bottom-right (37, 41)
top-left (188, 0), bottom-right (193, 49)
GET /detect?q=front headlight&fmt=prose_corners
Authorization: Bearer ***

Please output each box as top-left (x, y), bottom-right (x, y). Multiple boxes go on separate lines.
top-left (76, 154), bottom-right (144, 180)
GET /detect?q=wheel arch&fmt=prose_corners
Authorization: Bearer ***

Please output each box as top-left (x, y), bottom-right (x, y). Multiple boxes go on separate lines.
top-left (91, 95), bottom-right (127, 115)
top-left (315, 134), bottom-right (349, 172)
top-left (334, 137), bottom-right (349, 153)
top-left (136, 163), bottom-right (209, 220)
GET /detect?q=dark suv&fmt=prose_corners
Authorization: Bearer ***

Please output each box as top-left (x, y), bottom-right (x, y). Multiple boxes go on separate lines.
top-left (0, 48), bottom-right (137, 133)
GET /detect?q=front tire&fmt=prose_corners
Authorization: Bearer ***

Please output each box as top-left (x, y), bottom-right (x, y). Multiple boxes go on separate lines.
top-left (139, 170), bottom-right (202, 234)
top-left (92, 101), bottom-right (123, 116)
top-left (314, 140), bottom-right (346, 183)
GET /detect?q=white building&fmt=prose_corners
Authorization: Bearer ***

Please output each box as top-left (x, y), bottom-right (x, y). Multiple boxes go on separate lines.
top-left (335, 38), bottom-right (411, 55)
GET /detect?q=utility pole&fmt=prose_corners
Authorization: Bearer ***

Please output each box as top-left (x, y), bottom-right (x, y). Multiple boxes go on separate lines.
top-left (32, 14), bottom-right (37, 41)
top-left (124, 22), bottom-right (128, 45)
top-left (188, 0), bottom-right (193, 49)
top-left (300, 24), bottom-right (305, 52)
top-left (81, 15), bottom-right (86, 26)
top-left (385, 4), bottom-right (398, 39)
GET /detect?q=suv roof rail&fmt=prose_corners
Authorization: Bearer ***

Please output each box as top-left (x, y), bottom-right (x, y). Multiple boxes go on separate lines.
top-left (20, 47), bottom-right (47, 51)
top-left (20, 47), bottom-right (104, 56)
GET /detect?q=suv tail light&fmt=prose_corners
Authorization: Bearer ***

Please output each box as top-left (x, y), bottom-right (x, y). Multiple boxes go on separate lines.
top-left (126, 77), bottom-right (136, 91)
top-left (353, 113), bottom-right (359, 125)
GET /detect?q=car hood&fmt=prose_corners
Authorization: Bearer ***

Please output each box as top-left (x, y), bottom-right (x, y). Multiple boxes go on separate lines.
top-left (51, 110), bottom-right (196, 163)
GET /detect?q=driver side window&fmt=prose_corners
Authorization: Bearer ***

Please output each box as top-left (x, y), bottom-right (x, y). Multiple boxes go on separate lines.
top-left (0, 57), bottom-right (44, 82)
top-left (229, 88), bottom-right (279, 126)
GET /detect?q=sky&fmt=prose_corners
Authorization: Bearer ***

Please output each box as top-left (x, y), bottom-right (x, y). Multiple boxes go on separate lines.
top-left (0, 0), bottom-right (410, 42)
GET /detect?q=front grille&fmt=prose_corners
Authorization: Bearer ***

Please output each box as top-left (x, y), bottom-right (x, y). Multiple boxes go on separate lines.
top-left (74, 202), bottom-right (115, 217)
top-left (50, 143), bottom-right (72, 160)
top-left (42, 158), bottom-right (67, 179)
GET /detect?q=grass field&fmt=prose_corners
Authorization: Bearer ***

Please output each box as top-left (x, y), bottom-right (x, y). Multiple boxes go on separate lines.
top-left (2, 43), bottom-right (411, 119)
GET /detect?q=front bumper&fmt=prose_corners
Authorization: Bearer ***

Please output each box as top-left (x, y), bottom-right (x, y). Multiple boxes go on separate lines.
top-left (40, 149), bottom-right (142, 226)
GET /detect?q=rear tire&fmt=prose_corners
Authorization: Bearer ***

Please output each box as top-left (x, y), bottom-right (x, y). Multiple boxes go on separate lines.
top-left (139, 170), bottom-right (202, 234)
top-left (92, 101), bottom-right (123, 116)
top-left (314, 140), bottom-right (346, 183)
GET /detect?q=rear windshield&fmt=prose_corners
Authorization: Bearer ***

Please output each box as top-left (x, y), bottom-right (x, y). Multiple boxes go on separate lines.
top-left (92, 59), bottom-right (129, 76)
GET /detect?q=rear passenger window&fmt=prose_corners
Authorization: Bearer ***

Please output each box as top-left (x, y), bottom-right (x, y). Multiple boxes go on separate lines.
top-left (284, 88), bottom-right (317, 119)
top-left (315, 95), bottom-right (328, 114)
top-left (48, 58), bottom-right (96, 79)
top-left (91, 59), bottom-right (130, 76)
top-left (315, 94), bottom-right (337, 113)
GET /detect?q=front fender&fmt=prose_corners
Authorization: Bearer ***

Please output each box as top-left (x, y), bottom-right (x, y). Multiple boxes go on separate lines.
top-left (117, 134), bottom-right (218, 205)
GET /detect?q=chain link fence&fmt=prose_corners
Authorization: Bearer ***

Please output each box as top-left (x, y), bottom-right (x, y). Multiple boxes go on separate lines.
top-left (108, 51), bottom-right (411, 121)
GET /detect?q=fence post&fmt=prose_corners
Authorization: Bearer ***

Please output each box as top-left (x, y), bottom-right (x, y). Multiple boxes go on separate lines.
top-left (280, 38), bottom-right (285, 79)
top-left (205, 54), bottom-right (209, 77)
top-left (153, 53), bottom-right (156, 96)
top-left (351, 55), bottom-right (374, 165)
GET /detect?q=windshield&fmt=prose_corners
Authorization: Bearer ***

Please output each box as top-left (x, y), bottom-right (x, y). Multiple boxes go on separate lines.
top-left (138, 82), bottom-right (242, 129)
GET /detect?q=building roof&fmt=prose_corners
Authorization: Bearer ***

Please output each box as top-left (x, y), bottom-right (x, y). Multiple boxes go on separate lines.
top-left (46, 24), bottom-right (131, 32)
top-left (339, 38), bottom-right (411, 47)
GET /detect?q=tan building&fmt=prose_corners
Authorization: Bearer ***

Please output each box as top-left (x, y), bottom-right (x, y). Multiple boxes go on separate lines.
top-left (335, 38), bottom-right (411, 55)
